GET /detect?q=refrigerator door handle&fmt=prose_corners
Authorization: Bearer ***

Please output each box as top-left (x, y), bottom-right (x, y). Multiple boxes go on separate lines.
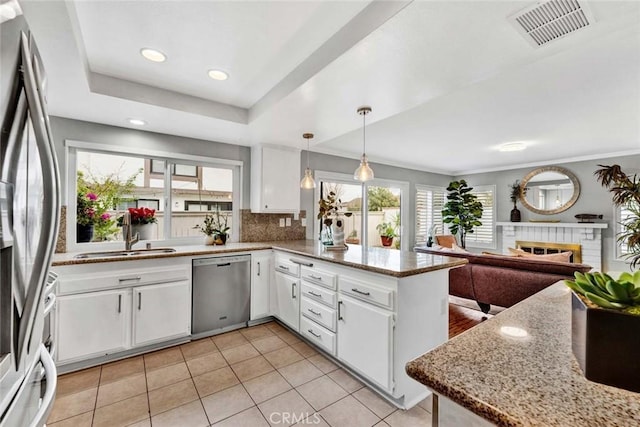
top-left (28, 344), bottom-right (57, 427)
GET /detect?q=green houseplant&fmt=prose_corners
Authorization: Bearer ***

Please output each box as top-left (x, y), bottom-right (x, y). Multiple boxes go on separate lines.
top-left (442, 180), bottom-right (483, 248)
top-left (195, 207), bottom-right (230, 245)
top-left (376, 222), bottom-right (396, 247)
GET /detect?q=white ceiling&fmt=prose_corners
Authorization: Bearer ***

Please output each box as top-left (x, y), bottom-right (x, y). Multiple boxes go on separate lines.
top-left (19, 0), bottom-right (640, 175)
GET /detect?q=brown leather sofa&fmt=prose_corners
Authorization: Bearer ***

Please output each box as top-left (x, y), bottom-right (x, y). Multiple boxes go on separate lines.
top-left (414, 247), bottom-right (592, 313)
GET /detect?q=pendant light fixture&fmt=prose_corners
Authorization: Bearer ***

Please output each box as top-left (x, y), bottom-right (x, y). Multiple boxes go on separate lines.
top-left (354, 106), bottom-right (374, 182)
top-left (300, 132), bottom-right (316, 189)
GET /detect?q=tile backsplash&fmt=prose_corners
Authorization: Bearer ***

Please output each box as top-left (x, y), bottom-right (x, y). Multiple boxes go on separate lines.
top-left (240, 209), bottom-right (306, 242)
top-left (55, 205), bottom-right (67, 253)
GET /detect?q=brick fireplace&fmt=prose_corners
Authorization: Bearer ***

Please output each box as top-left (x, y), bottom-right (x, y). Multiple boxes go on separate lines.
top-left (497, 222), bottom-right (607, 270)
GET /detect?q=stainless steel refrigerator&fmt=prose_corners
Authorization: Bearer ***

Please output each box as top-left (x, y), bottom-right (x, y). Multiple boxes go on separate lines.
top-left (0, 30), bottom-right (60, 427)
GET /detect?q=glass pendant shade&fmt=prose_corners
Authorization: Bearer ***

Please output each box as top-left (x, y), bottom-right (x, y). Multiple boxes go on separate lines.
top-left (354, 154), bottom-right (374, 182)
top-left (300, 132), bottom-right (316, 189)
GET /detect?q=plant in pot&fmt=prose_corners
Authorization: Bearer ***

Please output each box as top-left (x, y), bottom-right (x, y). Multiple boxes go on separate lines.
top-left (562, 164), bottom-right (640, 393)
top-left (508, 180), bottom-right (528, 222)
top-left (442, 180), bottom-right (483, 248)
top-left (117, 207), bottom-right (157, 240)
top-left (211, 207), bottom-right (230, 245)
top-left (76, 190), bottom-right (98, 243)
top-left (376, 222), bottom-right (396, 247)
top-left (318, 191), bottom-right (352, 246)
top-left (194, 214), bottom-right (217, 245)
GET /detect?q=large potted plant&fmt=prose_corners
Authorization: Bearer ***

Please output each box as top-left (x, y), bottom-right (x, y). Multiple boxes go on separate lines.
top-left (442, 180), bottom-right (483, 248)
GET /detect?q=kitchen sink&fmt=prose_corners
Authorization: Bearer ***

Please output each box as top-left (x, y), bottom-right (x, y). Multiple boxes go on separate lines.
top-left (74, 248), bottom-right (177, 259)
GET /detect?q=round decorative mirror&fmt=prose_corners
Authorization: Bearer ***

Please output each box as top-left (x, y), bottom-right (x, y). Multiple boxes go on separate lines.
top-left (520, 166), bottom-right (580, 215)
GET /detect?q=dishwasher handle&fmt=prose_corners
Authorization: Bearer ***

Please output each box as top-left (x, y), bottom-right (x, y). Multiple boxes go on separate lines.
top-left (193, 255), bottom-right (251, 267)
top-left (216, 263), bottom-right (231, 267)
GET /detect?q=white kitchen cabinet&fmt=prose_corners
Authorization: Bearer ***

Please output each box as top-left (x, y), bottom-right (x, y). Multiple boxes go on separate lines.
top-left (337, 293), bottom-right (394, 392)
top-left (250, 145), bottom-right (300, 213)
top-left (273, 270), bottom-right (300, 331)
top-left (132, 280), bottom-right (191, 347)
top-left (56, 289), bottom-right (129, 362)
top-left (251, 251), bottom-right (272, 320)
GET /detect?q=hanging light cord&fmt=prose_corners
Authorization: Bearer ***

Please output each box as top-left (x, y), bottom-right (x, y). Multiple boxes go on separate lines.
top-left (362, 111), bottom-right (366, 155)
top-left (307, 137), bottom-right (311, 168)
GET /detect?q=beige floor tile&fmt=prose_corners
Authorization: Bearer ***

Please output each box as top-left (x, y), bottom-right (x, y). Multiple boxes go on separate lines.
top-left (186, 351), bottom-right (228, 377)
top-left (251, 335), bottom-right (288, 354)
top-left (221, 342), bottom-right (260, 364)
top-left (242, 371), bottom-right (292, 404)
top-left (151, 400), bottom-right (209, 427)
top-left (201, 383), bottom-right (254, 424)
top-left (275, 330), bottom-right (302, 345)
top-left (384, 406), bottom-right (432, 427)
top-left (278, 359), bottom-right (323, 387)
top-left (258, 389), bottom-right (314, 427)
top-left (213, 406), bottom-right (269, 427)
top-left (47, 411), bottom-right (93, 427)
top-left (417, 394), bottom-right (433, 413)
top-left (290, 342), bottom-right (318, 358)
top-left (181, 338), bottom-right (219, 360)
top-left (96, 373), bottom-right (146, 408)
top-left (127, 419), bottom-right (151, 427)
top-left (296, 376), bottom-right (348, 411)
top-left (264, 321), bottom-right (286, 332)
top-left (193, 365), bottom-right (240, 398)
top-left (375, 421), bottom-right (392, 427)
top-left (307, 354), bottom-right (338, 374)
top-left (353, 388), bottom-right (396, 419)
top-left (240, 325), bottom-right (275, 341)
top-left (212, 331), bottom-right (249, 350)
top-left (100, 356), bottom-right (144, 384)
top-left (320, 395), bottom-right (380, 427)
top-left (146, 361), bottom-right (191, 391)
top-left (56, 367), bottom-right (101, 397)
top-left (148, 378), bottom-right (199, 416)
top-left (144, 346), bottom-right (184, 371)
top-left (263, 346), bottom-right (304, 369)
top-left (327, 369), bottom-right (364, 393)
top-left (231, 355), bottom-right (275, 382)
top-left (47, 387), bottom-right (97, 423)
top-left (294, 413), bottom-right (330, 426)
top-left (92, 393), bottom-right (149, 427)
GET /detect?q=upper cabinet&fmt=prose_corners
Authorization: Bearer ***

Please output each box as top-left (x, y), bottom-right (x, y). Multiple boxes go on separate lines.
top-left (251, 145), bottom-right (300, 213)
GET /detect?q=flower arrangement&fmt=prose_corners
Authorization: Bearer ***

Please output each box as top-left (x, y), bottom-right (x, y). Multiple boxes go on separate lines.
top-left (509, 180), bottom-right (528, 207)
top-left (317, 191), bottom-right (352, 227)
top-left (194, 208), bottom-right (230, 237)
top-left (77, 191), bottom-right (98, 226)
top-left (117, 207), bottom-right (157, 226)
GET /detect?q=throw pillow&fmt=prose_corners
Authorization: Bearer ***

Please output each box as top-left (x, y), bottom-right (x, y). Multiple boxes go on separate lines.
top-left (508, 247), bottom-right (572, 263)
top-left (451, 243), bottom-right (470, 253)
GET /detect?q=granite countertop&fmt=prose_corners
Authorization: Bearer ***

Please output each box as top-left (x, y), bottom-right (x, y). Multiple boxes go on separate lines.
top-left (52, 240), bottom-right (467, 278)
top-left (405, 282), bottom-right (640, 426)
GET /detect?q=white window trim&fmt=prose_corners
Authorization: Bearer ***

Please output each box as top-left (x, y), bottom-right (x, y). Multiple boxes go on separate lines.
top-left (465, 184), bottom-right (497, 250)
top-left (613, 204), bottom-right (632, 263)
top-left (65, 140), bottom-right (243, 252)
top-left (415, 184), bottom-right (447, 246)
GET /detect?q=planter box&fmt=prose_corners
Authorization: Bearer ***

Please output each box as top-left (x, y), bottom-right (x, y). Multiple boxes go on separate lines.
top-left (571, 291), bottom-right (640, 393)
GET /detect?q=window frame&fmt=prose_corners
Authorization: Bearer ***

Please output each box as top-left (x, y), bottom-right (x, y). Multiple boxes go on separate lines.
top-left (465, 184), bottom-right (497, 250)
top-left (415, 184), bottom-right (446, 247)
top-left (614, 204), bottom-right (633, 262)
top-left (65, 139), bottom-right (242, 252)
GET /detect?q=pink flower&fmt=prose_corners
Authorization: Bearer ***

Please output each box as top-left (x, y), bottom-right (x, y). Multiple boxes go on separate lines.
top-left (101, 213), bottom-right (110, 220)
top-left (86, 193), bottom-right (97, 201)
top-left (87, 208), bottom-right (95, 217)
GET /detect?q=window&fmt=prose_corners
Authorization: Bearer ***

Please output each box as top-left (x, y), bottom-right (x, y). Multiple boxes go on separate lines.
top-left (465, 185), bottom-right (496, 249)
top-left (68, 141), bottom-right (241, 248)
top-left (616, 204), bottom-right (634, 260)
top-left (415, 185), bottom-right (445, 246)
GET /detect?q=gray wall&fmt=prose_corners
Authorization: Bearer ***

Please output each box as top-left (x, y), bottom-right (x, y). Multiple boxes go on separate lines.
top-left (300, 151), bottom-right (452, 244)
top-left (49, 117), bottom-right (252, 207)
top-left (457, 154), bottom-right (640, 272)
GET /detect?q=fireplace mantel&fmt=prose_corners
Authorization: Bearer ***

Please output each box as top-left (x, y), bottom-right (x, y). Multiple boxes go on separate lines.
top-left (496, 222), bottom-right (607, 229)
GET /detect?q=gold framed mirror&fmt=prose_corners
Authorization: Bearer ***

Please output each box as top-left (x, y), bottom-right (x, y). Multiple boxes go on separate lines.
top-left (520, 166), bottom-right (580, 215)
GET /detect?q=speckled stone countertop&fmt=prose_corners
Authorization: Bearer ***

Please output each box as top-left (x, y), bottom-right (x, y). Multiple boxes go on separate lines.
top-left (52, 240), bottom-right (466, 278)
top-left (405, 282), bottom-right (640, 426)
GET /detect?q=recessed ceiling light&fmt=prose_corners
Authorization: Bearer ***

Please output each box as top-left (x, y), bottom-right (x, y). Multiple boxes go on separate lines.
top-left (140, 48), bottom-right (166, 63)
top-left (127, 118), bottom-right (146, 126)
top-left (498, 142), bottom-right (527, 152)
top-left (208, 69), bottom-right (229, 81)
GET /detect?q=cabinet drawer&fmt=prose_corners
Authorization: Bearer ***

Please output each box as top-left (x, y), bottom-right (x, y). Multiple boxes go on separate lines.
top-left (301, 316), bottom-right (336, 356)
top-left (301, 297), bottom-right (336, 332)
top-left (301, 266), bottom-right (336, 290)
top-left (274, 256), bottom-right (300, 277)
top-left (301, 281), bottom-right (337, 309)
top-left (339, 276), bottom-right (393, 310)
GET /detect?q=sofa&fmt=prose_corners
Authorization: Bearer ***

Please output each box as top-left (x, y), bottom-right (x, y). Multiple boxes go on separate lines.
top-left (414, 247), bottom-right (592, 313)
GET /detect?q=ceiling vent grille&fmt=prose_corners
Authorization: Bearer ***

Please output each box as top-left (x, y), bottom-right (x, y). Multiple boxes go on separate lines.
top-left (509, 0), bottom-right (595, 48)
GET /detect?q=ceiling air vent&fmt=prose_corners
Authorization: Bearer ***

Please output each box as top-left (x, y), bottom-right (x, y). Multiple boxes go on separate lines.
top-left (509, 0), bottom-right (595, 48)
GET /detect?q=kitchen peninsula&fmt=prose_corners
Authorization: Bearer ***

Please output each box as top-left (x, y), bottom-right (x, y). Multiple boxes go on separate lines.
top-left (51, 241), bottom-right (466, 409)
top-left (406, 282), bottom-right (640, 426)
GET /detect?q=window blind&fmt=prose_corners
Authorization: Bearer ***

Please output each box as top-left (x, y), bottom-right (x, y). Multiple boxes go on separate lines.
top-left (466, 185), bottom-right (496, 248)
top-left (618, 204), bottom-right (633, 255)
top-left (415, 185), bottom-right (445, 246)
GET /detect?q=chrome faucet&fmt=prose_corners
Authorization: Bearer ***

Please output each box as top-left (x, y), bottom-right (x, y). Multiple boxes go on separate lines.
top-left (122, 211), bottom-right (139, 251)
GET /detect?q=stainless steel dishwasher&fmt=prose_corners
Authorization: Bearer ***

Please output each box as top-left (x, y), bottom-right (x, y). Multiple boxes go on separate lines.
top-left (192, 255), bottom-right (251, 338)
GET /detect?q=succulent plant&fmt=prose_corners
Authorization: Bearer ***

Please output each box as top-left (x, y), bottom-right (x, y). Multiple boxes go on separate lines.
top-left (565, 271), bottom-right (640, 315)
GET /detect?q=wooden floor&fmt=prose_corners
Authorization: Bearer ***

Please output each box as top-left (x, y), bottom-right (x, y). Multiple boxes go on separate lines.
top-left (449, 302), bottom-right (493, 338)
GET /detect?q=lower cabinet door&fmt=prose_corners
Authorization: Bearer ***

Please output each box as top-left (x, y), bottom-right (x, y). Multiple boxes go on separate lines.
top-left (251, 252), bottom-right (271, 320)
top-left (273, 271), bottom-right (299, 331)
top-left (56, 289), bottom-right (129, 362)
top-left (132, 280), bottom-right (191, 347)
top-left (337, 294), bottom-right (393, 391)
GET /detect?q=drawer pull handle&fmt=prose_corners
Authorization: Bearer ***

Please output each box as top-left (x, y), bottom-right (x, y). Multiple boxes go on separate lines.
top-left (291, 283), bottom-right (296, 299)
top-left (138, 293), bottom-right (142, 310)
top-left (351, 288), bottom-right (371, 296)
top-left (291, 259), bottom-right (313, 267)
top-left (279, 265), bottom-right (290, 270)
top-left (338, 300), bottom-right (344, 320)
top-left (309, 274), bottom-right (322, 281)
top-left (307, 329), bottom-right (321, 339)
top-left (117, 295), bottom-right (122, 313)
top-left (119, 276), bottom-right (141, 283)
top-left (307, 308), bottom-right (321, 316)
top-left (257, 261), bottom-right (261, 276)
top-left (308, 291), bottom-right (322, 298)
